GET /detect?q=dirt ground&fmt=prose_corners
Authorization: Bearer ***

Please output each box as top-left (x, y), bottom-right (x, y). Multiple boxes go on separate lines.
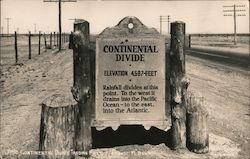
top-left (0, 42), bottom-right (249, 158)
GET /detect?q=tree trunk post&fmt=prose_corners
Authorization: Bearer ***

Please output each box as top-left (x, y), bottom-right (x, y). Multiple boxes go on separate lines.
top-left (186, 92), bottom-right (209, 153)
top-left (38, 94), bottom-right (77, 159)
top-left (71, 19), bottom-right (93, 155)
top-left (170, 21), bottom-right (189, 150)
top-left (28, 31), bottom-right (31, 59)
top-left (14, 31), bottom-right (18, 63)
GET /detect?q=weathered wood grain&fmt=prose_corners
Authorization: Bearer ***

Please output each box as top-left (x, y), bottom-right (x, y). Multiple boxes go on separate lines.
top-left (38, 93), bottom-right (77, 159)
top-left (186, 92), bottom-right (209, 153)
top-left (71, 19), bottom-right (93, 154)
top-left (169, 21), bottom-right (190, 149)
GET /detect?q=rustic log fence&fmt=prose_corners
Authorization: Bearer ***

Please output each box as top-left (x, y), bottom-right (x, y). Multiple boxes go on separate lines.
top-left (38, 18), bottom-right (208, 158)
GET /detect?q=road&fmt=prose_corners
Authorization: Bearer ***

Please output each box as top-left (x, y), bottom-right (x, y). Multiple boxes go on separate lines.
top-left (186, 48), bottom-right (249, 70)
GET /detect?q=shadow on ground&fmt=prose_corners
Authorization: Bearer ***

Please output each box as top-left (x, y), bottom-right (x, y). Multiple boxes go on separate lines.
top-left (92, 126), bottom-right (172, 149)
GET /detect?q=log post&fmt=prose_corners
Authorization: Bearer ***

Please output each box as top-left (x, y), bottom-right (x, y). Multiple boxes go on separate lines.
top-left (14, 31), bottom-right (18, 63)
top-left (71, 19), bottom-right (93, 154)
top-left (186, 92), bottom-right (209, 153)
top-left (38, 93), bottom-right (77, 159)
top-left (169, 21), bottom-right (189, 149)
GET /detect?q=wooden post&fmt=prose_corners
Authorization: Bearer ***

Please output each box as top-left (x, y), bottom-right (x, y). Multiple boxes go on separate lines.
top-left (54, 32), bottom-right (56, 46)
top-left (170, 21), bottom-right (189, 149)
top-left (63, 33), bottom-right (64, 43)
top-left (57, 32), bottom-right (59, 46)
top-left (14, 31), bottom-right (18, 63)
top-left (63, 33), bottom-right (65, 43)
top-left (44, 33), bottom-right (47, 51)
top-left (63, 33), bottom-right (65, 44)
top-left (188, 34), bottom-right (191, 48)
top-left (38, 94), bottom-right (77, 159)
top-left (28, 31), bottom-right (31, 59)
top-left (38, 31), bottom-right (41, 55)
top-left (50, 32), bottom-right (52, 49)
top-left (64, 33), bottom-right (66, 43)
top-left (71, 19), bottom-right (92, 154)
top-left (59, 0), bottom-right (62, 51)
top-left (69, 32), bottom-right (73, 49)
top-left (186, 92), bottom-right (209, 153)
top-left (61, 33), bottom-right (63, 44)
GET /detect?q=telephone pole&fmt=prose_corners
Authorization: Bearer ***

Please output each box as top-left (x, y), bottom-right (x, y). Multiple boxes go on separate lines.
top-left (223, 4), bottom-right (246, 45)
top-left (159, 15), bottom-right (170, 34)
top-left (5, 17), bottom-right (11, 35)
top-left (44, 0), bottom-right (77, 51)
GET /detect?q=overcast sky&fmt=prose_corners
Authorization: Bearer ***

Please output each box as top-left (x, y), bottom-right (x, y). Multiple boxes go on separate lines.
top-left (1, 0), bottom-right (249, 34)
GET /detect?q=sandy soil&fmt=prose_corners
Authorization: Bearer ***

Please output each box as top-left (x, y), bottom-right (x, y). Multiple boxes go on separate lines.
top-left (0, 43), bottom-right (249, 158)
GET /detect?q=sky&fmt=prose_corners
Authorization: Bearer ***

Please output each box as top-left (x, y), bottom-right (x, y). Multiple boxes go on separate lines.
top-left (0, 0), bottom-right (249, 34)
